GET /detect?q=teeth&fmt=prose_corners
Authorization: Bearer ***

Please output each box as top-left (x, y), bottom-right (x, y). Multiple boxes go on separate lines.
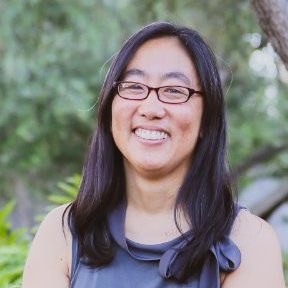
top-left (135, 128), bottom-right (168, 140)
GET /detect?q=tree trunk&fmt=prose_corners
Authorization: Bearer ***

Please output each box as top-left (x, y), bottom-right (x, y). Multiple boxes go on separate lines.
top-left (251, 0), bottom-right (288, 70)
top-left (9, 176), bottom-right (33, 229)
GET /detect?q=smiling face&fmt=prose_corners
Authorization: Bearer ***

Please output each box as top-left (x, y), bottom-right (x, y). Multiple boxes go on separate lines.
top-left (111, 36), bottom-right (204, 180)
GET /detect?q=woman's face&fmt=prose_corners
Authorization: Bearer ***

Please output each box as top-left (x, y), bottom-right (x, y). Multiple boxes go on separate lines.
top-left (111, 36), bottom-right (204, 179)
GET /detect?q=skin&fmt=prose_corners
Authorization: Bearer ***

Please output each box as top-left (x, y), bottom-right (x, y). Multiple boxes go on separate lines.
top-left (223, 210), bottom-right (286, 287)
top-left (111, 38), bottom-right (203, 180)
top-left (21, 204), bottom-right (71, 288)
top-left (21, 37), bottom-right (286, 288)
top-left (111, 37), bottom-right (203, 243)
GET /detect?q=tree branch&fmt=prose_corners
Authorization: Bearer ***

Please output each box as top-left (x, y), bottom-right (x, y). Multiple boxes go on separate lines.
top-left (251, 0), bottom-right (288, 70)
top-left (231, 141), bottom-right (288, 178)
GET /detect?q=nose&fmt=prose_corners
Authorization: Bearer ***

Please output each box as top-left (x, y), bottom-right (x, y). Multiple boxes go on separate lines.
top-left (138, 89), bottom-right (166, 120)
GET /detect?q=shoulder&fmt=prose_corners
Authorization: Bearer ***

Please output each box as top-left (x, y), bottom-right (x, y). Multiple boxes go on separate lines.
top-left (35, 203), bottom-right (72, 248)
top-left (21, 204), bottom-right (73, 288)
top-left (36, 203), bottom-right (73, 258)
top-left (40, 203), bottom-right (72, 231)
top-left (230, 208), bottom-right (277, 244)
top-left (222, 209), bottom-right (286, 287)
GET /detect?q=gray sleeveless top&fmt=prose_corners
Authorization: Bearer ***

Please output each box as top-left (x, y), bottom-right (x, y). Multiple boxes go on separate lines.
top-left (70, 202), bottom-right (241, 288)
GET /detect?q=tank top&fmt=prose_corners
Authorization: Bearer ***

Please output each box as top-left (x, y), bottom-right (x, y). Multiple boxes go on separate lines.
top-left (70, 202), bottom-right (241, 288)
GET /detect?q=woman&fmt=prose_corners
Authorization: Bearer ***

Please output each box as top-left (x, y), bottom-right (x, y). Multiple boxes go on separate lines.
top-left (21, 22), bottom-right (285, 288)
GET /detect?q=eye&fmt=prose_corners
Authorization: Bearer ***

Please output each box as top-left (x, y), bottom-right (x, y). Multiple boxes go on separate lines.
top-left (120, 83), bottom-right (145, 93)
top-left (164, 87), bottom-right (186, 94)
top-left (129, 84), bottom-right (144, 90)
top-left (165, 87), bottom-right (181, 94)
top-left (163, 86), bottom-right (188, 96)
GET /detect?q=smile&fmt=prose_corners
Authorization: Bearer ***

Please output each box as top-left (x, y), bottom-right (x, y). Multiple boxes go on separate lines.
top-left (134, 128), bottom-right (169, 140)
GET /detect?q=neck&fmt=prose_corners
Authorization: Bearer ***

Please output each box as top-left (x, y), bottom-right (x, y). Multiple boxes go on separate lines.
top-left (123, 165), bottom-right (191, 244)
top-left (124, 165), bottom-right (186, 214)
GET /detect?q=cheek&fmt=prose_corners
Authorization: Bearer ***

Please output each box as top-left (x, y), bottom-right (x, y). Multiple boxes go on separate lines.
top-left (174, 106), bottom-right (203, 147)
top-left (111, 98), bottom-right (124, 126)
top-left (111, 98), bottom-right (133, 141)
top-left (111, 100), bottom-right (121, 141)
top-left (177, 110), bottom-right (202, 135)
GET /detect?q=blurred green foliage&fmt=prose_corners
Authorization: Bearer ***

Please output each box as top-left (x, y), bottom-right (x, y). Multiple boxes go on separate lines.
top-left (0, 174), bottom-right (79, 287)
top-left (0, 202), bottom-right (28, 287)
top-left (0, 0), bottom-right (288, 286)
top-left (1, 0), bottom-right (288, 201)
top-left (0, 175), bottom-right (79, 287)
top-left (284, 253), bottom-right (288, 286)
top-left (48, 174), bottom-right (80, 205)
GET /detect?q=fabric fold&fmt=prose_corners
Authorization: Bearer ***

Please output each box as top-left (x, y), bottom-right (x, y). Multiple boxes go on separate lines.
top-left (108, 202), bottom-right (241, 288)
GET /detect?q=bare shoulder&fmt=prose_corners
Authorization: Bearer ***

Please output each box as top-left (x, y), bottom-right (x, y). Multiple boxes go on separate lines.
top-left (21, 203), bottom-right (73, 288)
top-left (34, 203), bottom-right (72, 249)
top-left (230, 208), bottom-right (278, 245)
top-left (40, 203), bottom-right (72, 234)
top-left (222, 209), bottom-right (286, 288)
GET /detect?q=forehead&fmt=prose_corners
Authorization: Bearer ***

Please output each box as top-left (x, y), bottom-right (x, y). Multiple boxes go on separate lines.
top-left (124, 36), bottom-right (199, 86)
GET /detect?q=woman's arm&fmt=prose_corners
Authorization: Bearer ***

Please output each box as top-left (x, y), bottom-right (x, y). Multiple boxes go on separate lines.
top-left (21, 204), bottom-right (72, 288)
top-left (222, 210), bottom-right (286, 288)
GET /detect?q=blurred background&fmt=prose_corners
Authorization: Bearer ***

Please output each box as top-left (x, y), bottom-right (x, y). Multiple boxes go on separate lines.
top-left (0, 0), bottom-right (288, 286)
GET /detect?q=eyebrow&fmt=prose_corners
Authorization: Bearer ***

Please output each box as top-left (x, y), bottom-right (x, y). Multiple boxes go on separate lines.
top-left (123, 69), bottom-right (145, 78)
top-left (123, 69), bottom-right (191, 86)
top-left (161, 72), bottom-right (191, 86)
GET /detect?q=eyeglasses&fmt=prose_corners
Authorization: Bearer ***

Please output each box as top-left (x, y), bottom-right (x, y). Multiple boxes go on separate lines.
top-left (113, 81), bottom-right (203, 104)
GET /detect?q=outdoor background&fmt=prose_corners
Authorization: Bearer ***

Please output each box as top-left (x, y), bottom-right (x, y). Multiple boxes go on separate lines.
top-left (0, 0), bottom-right (288, 286)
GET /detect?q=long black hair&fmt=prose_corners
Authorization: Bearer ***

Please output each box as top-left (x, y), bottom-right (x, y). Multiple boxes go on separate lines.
top-left (66, 21), bottom-right (236, 281)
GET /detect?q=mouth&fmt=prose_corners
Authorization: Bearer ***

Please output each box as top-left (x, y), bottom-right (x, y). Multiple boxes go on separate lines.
top-left (134, 128), bottom-right (169, 141)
